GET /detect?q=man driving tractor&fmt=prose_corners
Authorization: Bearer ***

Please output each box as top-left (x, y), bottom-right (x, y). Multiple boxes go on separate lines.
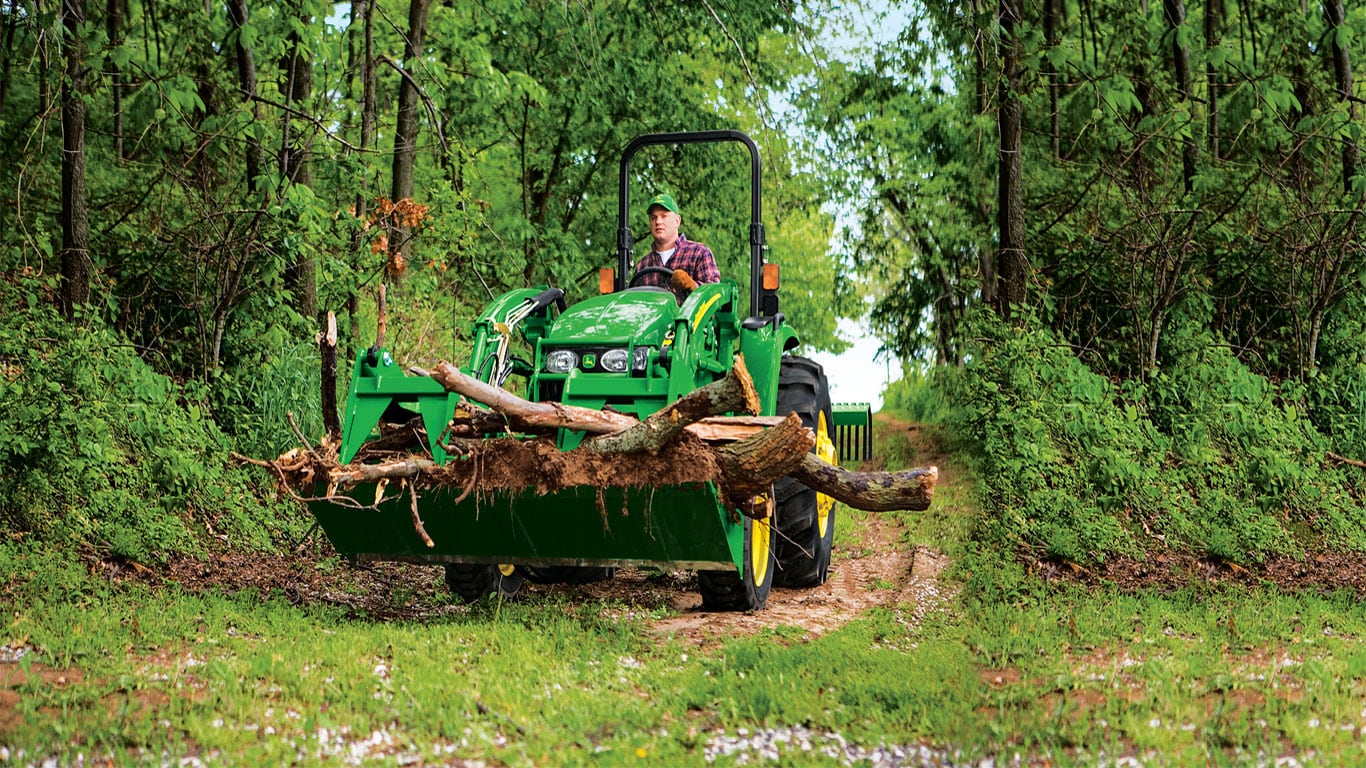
top-left (631, 192), bottom-right (720, 299)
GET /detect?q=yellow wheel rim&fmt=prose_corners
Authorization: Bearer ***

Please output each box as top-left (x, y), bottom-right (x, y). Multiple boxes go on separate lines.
top-left (751, 513), bottom-right (771, 585)
top-left (815, 411), bottom-right (837, 538)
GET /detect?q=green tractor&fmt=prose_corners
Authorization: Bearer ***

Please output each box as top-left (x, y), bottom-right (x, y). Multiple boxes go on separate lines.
top-left (310, 130), bottom-right (870, 611)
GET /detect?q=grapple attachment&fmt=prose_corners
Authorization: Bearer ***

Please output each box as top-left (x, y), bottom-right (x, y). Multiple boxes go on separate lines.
top-left (831, 402), bottom-right (874, 463)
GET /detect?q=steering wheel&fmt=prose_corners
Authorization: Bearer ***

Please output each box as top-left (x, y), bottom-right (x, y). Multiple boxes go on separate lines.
top-left (629, 266), bottom-right (676, 289)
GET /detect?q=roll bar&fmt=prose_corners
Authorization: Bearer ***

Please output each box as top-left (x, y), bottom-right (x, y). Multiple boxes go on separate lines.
top-left (615, 130), bottom-right (766, 319)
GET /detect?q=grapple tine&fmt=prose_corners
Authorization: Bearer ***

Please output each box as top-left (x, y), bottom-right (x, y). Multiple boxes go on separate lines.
top-left (831, 403), bottom-right (873, 463)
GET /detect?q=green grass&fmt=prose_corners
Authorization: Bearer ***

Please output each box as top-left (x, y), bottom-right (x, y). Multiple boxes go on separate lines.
top-left (6, 419), bottom-right (1366, 765)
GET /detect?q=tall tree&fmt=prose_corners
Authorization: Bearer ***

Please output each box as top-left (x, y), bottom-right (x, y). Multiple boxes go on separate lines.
top-left (345, 0), bottom-right (376, 344)
top-left (386, 0), bottom-right (431, 279)
top-left (1323, 0), bottom-right (1358, 194)
top-left (279, 10), bottom-right (316, 317)
top-left (226, 0), bottom-right (263, 194)
top-left (59, 0), bottom-right (91, 316)
top-left (1162, 0), bottom-right (1196, 193)
top-left (1204, 0), bottom-right (1221, 157)
top-left (995, 0), bottom-right (1027, 318)
top-left (105, 0), bottom-right (124, 160)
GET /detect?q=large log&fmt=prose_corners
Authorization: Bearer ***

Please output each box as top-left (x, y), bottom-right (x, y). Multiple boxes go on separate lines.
top-left (586, 355), bottom-right (761, 454)
top-left (425, 361), bottom-right (638, 434)
top-left (792, 457), bottom-right (938, 512)
top-left (714, 413), bottom-right (814, 501)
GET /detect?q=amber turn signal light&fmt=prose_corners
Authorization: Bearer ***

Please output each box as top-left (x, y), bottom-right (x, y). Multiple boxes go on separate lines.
top-left (762, 263), bottom-right (779, 291)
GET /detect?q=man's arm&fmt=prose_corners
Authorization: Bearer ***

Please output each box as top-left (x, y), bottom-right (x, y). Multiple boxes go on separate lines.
top-left (682, 240), bottom-right (721, 283)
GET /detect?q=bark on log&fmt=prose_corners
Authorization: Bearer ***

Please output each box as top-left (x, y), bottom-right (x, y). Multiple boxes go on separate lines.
top-left (425, 361), bottom-right (639, 434)
top-left (683, 416), bottom-right (789, 442)
top-left (714, 413), bottom-right (814, 501)
top-left (587, 355), bottom-right (760, 454)
top-left (329, 456), bottom-right (439, 484)
top-left (793, 456), bottom-right (938, 512)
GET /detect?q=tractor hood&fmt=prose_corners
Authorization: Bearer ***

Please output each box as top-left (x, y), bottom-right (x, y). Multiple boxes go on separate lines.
top-left (544, 290), bottom-right (677, 345)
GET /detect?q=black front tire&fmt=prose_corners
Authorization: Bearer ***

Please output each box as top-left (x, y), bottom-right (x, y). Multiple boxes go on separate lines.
top-left (772, 356), bottom-right (836, 588)
top-left (445, 564), bottom-right (526, 603)
top-left (697, 511), bottom-right (776, 612)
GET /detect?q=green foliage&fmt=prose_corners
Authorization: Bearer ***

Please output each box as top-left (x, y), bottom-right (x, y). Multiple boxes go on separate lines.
top-left (827, 0), bottom-right (1365, 381)
top-left (952, 308), bottom-right (1366, 565)
top-left (881, 365), bottom-right (955, 424)
top-left (213, 336), bottom-right (328, 460)
top-left (0, 274), bottom-right (307, 562)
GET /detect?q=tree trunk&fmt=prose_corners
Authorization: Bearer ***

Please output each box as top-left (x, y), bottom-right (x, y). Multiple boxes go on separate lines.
top-left (792, 457), bottom-right (937, 512)
top-left (0, 0), bottom-right (19, 113)
top-left (996, 0), bottom-right (1027, 319)
top-left (347, 0), bottom-right (376, 350)
top-left (1043, 0), bottom-right (1060, 160)
top-left (973, 0), bottom-right (997, 309)
top-left (1163, 0), bottom-right (1196, 194)
top-left (60, 0), bottom-right (91, 317)
top-left (280, 18), bottom-right (316, 318)
top-left (106, 0), bottom-right (123, 160)
top-left (425, 361), bottom-right (641, 434)
top-left (320, 312), bottom-right (341, 438)
top-left (387, 0), bottom-right (432, 279)
top-left (587, 356), bottom-right (760, 454)
top-left (226, 0), bottom-right (263, 194)
top-left (1323, 0), bottom-right (1358, 194)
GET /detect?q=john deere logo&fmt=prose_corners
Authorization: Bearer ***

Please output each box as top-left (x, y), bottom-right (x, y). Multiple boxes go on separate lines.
top-left (582, 353), bottom-right (597, 369)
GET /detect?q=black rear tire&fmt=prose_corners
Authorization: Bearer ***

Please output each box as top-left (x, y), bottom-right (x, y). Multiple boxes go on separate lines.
top-left (697, 512), bottom-right (776, 611)
top-left (445, 564), bottom-right (525, 603)
top-left (772, 356), bottom-right (836, 588)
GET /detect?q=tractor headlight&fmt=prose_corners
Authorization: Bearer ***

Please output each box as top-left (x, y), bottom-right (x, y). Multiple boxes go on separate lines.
top-left (600, 348), bottom-right (629, 373)
top-left (544, 349), bottom-right (578, 373)
top-left (632, 347), bottom-right (652, 372)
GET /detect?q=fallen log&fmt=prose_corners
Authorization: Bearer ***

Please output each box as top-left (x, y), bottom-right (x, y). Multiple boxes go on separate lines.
top-left (424, 361), bottom-right (638, 434)
top-left (714, 413), bottom-right (814, 502)
top-left (792, 456), bottom-right (938, 512)
top-left (585, 356), bottom-right (761, 454)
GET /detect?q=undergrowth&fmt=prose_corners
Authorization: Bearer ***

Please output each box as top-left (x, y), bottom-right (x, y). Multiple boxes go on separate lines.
top-left (952, 308), bottom-right (1366, 566)
top-left (0, 273), bottom-right (308, 563)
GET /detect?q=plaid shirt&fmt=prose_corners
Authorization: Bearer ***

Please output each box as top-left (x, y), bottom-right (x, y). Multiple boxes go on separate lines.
top-left (632, 234), bottom-right (721, 295)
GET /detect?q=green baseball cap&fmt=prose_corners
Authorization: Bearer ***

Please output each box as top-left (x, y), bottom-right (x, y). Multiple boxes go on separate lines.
top-left (646, 192), bottom-right (680, 215)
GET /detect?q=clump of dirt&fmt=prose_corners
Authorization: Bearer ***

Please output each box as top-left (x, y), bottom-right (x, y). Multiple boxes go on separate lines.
top-left (279, 434), bottom-right (728, 502)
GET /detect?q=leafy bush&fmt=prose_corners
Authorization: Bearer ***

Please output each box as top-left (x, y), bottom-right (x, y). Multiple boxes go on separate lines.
top-left (881, 365), bottom-right (955, 424)
top-left (951, 308), bottom-right (1366, 566)
top-left (0, 273), bottom-right (307, 563)
top-left (213, 333), bottom-right (329, 461)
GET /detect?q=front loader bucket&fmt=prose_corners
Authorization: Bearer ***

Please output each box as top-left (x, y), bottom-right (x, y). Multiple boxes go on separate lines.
top-left (308, 481), bottom-right (747, 573)
top-left (831, 402), bottom-right (874, 463)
